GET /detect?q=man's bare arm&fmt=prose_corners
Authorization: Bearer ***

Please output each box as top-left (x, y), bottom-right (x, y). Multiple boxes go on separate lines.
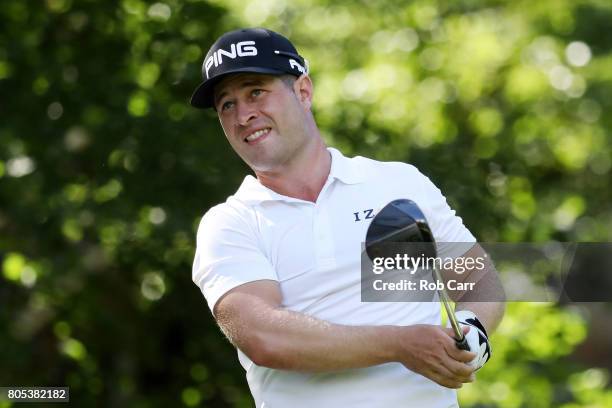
top-left (213, 280), bottom-right (477, 388)
top-left (441, 244), bottom-right (506, 334)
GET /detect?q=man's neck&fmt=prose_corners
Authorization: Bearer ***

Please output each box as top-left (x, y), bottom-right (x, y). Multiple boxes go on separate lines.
top-left (255, 139), bottom-right (331, 203)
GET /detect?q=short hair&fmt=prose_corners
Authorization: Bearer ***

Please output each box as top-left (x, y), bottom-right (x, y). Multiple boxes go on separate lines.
top-left (279, 74), bottom-right (297, 89)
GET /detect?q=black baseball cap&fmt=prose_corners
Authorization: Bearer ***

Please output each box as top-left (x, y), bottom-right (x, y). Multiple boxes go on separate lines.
top-left (190, 28), bottom-right (308, 109)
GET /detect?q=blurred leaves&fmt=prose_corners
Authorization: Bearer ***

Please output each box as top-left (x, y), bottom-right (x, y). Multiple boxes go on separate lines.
top-left (1, 0), bottom-right (611, 407)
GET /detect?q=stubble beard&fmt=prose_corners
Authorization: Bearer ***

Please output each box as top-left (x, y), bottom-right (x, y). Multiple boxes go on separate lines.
top-left (247, 128), bottom-right (312, 174)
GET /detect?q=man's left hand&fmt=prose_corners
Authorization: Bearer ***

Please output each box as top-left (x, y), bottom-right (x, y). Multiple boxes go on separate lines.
top-left (456, 310), bottom-right (491, 370)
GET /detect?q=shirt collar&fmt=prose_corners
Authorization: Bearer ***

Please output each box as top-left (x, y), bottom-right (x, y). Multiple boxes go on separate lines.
top-left (327, 147), bottom-right (366, 185)
top-left (234, 147), bottom-right (366, 204)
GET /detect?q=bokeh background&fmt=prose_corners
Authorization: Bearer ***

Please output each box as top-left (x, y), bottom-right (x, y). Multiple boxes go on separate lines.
top-left (1, 0), bottom-right (611, 406)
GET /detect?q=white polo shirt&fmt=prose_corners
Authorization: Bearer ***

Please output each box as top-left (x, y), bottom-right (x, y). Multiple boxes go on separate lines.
top-left (193, 147), bottom-right (476, 408)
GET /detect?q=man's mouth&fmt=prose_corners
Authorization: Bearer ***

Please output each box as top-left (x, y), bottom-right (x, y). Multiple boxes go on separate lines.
top-left (245, 128), bottom-right (271, 143)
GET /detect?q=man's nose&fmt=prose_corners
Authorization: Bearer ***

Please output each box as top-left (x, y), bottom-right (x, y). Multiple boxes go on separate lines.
top-left (237, 102), bottom-right (257, 126)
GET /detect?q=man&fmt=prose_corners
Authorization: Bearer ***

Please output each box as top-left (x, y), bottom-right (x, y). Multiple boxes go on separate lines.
top-left (190, 28), bottom-right (505, 407)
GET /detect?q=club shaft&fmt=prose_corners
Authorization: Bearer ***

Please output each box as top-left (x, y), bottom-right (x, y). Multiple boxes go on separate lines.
top-left (432, 267), bottom-right (464, 341)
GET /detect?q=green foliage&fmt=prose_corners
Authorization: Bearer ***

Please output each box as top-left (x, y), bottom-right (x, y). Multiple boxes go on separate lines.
top-left (1, 0), bottom-right (611, 407)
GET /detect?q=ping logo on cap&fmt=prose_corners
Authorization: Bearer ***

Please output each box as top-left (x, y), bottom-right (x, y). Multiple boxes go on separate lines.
top-left (204, 41), bottom-right (258, 78)
top-left (289, 59), bottom-right (306, 74)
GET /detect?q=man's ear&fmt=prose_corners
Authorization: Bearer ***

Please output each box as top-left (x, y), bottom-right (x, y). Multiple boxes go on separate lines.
top-left (293, 74), bottom-right (313, 110)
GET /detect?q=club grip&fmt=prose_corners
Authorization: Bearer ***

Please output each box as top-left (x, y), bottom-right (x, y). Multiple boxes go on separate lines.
top-left (455, 336), bottom-right (470, 351)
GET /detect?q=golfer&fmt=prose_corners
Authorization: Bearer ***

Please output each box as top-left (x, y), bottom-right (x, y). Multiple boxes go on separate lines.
top-left (191, 28), bottom-right (505, 407)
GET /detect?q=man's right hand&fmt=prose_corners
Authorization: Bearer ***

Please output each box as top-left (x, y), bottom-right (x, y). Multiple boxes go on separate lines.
top-left (395, 325), bottom-right (477, 389)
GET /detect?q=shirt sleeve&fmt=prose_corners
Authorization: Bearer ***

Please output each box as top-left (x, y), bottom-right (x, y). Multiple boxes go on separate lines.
top-left (413, 168), bottom-right (476, 259)
top-left (192, 203), bottom-right (278, 313)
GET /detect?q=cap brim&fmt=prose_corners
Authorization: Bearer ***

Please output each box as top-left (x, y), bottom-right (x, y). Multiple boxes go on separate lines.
top-left (190, 67), bottom-right (290, 109)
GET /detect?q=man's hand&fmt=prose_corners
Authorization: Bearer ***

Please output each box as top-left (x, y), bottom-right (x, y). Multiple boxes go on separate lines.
top-left (395, 325), bottom-right (477, 389)
top-left (456, 310), bottom-right (492, 370)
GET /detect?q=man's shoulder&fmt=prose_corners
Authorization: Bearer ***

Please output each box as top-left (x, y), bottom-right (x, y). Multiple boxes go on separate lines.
top-left (199, 175), bottom-right (262, 222)
top-left (348, 153), bottom-right (425, 180)
top-left (197, 196), bottom-right (255, 235)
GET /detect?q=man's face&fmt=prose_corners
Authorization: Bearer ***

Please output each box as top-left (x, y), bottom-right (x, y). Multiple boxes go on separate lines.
top-left (213, 73), bottom-right (311, 173)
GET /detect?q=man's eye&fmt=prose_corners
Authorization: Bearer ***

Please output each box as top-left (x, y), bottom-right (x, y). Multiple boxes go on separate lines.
top-left (251, 89), bottom-right (263, 97)
top-left (221, 101), bottom-right (234, 111)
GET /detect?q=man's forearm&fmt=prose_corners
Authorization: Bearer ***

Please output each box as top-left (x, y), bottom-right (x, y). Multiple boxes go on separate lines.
top-left (456, 301), bottom-right (505, 334)
top-left (235, 305), bottom-right (402, 371)
top-left (216, 281), bottom-right (409, 372)
top-left (454, 255), bottom-right (505, 333)
top-left (443, 244), bottom-right (506, 333)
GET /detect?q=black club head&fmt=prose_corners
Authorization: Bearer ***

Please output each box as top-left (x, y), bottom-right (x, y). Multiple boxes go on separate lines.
top-left (365, 199), bottom-right (436, 261)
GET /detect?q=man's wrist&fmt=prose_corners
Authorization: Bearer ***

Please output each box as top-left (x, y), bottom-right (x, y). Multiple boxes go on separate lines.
top-left (380, 325), bottom-right (406, 364)
top-left (456, 310), bottom-right (489, 338)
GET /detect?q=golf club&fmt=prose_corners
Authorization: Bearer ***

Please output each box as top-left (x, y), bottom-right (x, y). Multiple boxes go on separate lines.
top-left (365, 199), bottom-right (470, 351)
